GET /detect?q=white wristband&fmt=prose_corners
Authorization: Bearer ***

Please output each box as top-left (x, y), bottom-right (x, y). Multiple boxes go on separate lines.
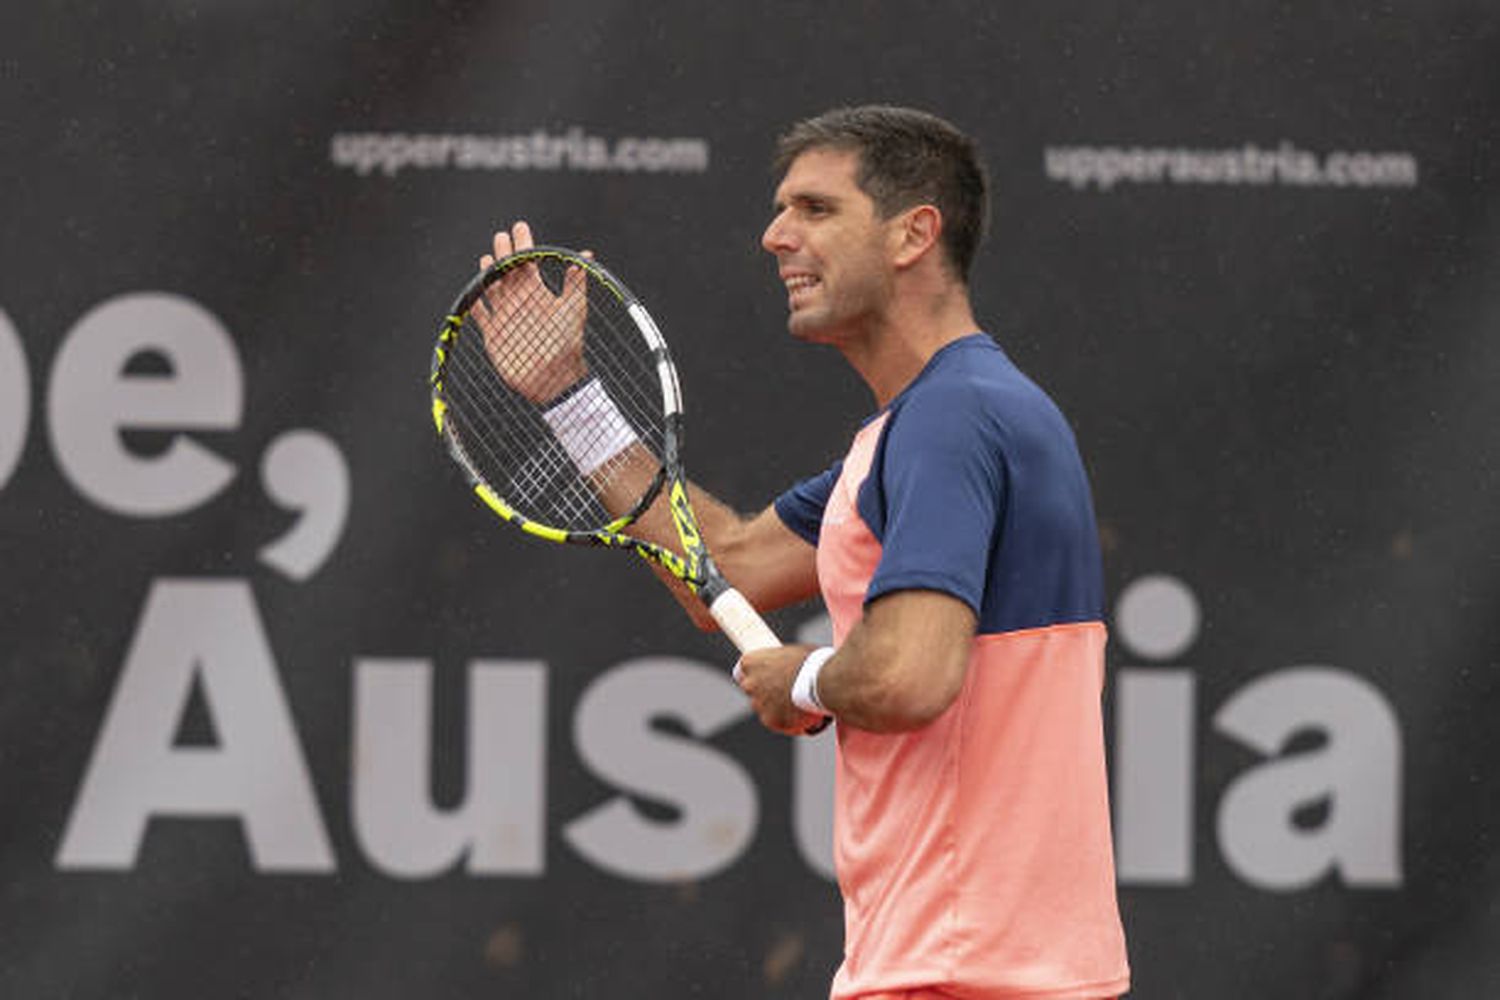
top-left (791, 646), bottom-right (835, 716)
top-left (541, 378), bottom-right (639, 475)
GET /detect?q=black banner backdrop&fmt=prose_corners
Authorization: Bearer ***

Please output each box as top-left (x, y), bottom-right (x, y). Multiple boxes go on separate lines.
top-left (3, 3), bottom-right (1498, 997)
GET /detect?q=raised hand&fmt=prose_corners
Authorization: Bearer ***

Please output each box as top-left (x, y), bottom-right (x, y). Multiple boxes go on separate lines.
top-left (472, 221), bottom-right (590, 405)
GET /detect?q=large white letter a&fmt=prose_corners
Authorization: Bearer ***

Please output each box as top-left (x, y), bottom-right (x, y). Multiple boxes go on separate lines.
top-left (55, 579), bottom-right (334, 872)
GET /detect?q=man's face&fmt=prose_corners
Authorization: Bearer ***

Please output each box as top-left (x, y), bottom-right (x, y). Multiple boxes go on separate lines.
top-left (761, 147), bottom-right (897, 344)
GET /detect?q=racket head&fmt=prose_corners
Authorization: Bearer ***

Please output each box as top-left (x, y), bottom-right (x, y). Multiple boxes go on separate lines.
top-left (430, 246), bottom-right (682, 543)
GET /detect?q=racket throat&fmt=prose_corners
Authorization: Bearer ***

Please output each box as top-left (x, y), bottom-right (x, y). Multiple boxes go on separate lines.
top-left (665, 479), bottom-right (712, 588)
top-left (695, 562), bottom-right (731, 605)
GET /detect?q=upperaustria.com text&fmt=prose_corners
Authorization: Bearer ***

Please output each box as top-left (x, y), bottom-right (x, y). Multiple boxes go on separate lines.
top-left (1045, 142), bottom-right (1419, 191)
top-left (330, 128), bottom-right (711, 177)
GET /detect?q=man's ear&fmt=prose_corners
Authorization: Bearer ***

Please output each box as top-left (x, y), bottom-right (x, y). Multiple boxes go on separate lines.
top-left (891, 204), bottom-right (943, 270)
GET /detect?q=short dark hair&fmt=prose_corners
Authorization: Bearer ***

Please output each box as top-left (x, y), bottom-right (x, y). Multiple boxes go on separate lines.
top-left (773, 105), bottom-right (990, 283)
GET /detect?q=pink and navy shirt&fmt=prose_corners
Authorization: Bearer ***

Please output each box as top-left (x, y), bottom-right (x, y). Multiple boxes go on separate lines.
top-left (775, 334), bottom-right (1130, 999)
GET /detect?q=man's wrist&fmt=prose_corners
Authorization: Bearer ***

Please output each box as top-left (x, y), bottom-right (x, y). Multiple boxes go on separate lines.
top-left (540, 376), bottom-right (639, 474)
top-left (791, 646), bottom-right (835, 717)
top-left (537, 372), bottom-right (594, 408)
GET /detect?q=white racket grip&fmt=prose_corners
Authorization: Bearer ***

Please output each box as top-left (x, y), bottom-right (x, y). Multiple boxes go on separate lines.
top-left (708, 587), bottom-right (781, 654)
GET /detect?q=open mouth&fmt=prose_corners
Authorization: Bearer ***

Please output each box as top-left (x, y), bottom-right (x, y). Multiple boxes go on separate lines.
top-left (784, 274), bottom-right (820, 306)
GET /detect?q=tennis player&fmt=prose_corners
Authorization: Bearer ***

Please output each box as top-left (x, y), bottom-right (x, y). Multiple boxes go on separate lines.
top-left (487, 105), bottom-right (1128, 1000)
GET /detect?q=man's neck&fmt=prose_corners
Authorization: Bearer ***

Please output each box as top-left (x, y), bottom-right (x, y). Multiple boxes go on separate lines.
top-left (839, 285), bottom-right (979, 408)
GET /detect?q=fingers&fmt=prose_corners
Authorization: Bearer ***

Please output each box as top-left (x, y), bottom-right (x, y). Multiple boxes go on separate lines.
top-left (513, 220), bottom-right (534, 251)
top-left (481, 221), bottom-right (537, 271)
top-left (492, 220), bottom-right (533, 259)
top-left (491, 226), bottom-right (513, 261)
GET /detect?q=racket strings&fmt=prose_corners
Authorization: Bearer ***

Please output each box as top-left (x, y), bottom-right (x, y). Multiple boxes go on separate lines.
top-left (446, 337), bottom-right (602, 525)
top-left (441, 256), bottom-right (668, 531)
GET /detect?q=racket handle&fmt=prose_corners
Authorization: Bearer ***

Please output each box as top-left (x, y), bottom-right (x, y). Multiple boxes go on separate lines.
top-left (707, 587), bottom-right (782, 654)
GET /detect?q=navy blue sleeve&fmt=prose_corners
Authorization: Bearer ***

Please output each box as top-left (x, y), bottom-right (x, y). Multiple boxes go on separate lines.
top-left (861, 387), bottom-right (1006, 615)
top-left (773, 461), bottom-right (842, 546)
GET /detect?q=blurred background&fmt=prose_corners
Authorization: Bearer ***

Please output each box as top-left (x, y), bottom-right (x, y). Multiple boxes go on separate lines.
top-left (2, 2), bottom-right (1497, 996)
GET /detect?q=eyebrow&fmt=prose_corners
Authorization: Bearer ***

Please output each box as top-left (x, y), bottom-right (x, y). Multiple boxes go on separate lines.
top-left (771, 190), bottom-right (841, 213)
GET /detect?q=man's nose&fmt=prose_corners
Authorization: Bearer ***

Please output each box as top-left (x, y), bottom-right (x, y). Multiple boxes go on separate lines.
top-left (762, 210), bottom-right (796, 254)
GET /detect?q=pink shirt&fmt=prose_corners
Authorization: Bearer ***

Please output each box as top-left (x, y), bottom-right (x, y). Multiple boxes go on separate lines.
top-left (817, 413), bottom-right (1129, 1000)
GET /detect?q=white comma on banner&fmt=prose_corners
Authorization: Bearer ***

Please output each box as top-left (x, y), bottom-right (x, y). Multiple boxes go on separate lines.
top-left (0, 296), bottom-right (349, 582)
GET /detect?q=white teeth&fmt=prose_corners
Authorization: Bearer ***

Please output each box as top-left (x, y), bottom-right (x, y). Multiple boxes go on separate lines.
top-left (785, 276), bottom-right (819, 291)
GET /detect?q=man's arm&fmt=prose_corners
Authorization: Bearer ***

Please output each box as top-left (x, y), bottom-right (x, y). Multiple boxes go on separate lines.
top-left (815, 589), bottom-right (974, 729)
top-left (633, 482), bottom-right (820, 629)
top-left (740, 371), bottom-right (1000, 733)
top-left (736, 588), bottom-right (975, 735)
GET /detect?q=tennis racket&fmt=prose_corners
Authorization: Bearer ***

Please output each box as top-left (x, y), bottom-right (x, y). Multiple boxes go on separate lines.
top-left (429, 245), bottom-right (781, 655)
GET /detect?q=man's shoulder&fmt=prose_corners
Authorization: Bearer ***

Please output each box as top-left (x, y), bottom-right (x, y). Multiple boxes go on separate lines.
top-left (892, 335), bottom-right (1055, 435)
